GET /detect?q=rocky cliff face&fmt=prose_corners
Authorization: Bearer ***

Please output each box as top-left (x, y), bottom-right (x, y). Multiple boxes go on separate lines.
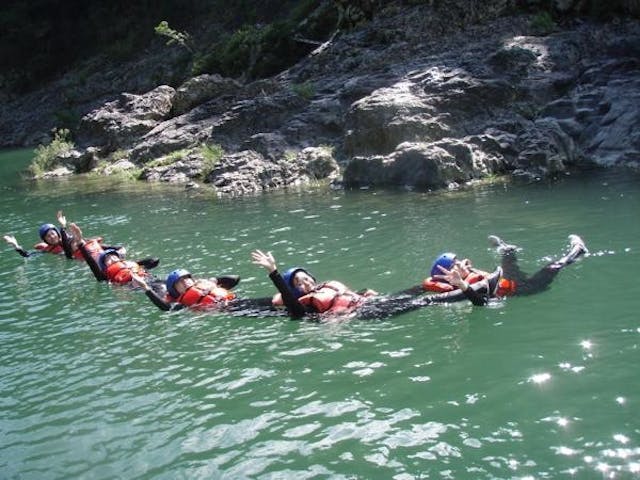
top-left (4, 2), bottom-right (640, 195)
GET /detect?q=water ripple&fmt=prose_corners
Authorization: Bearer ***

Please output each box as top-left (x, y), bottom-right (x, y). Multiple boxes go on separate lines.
top-left (1, 169), bottom-right (639, 478)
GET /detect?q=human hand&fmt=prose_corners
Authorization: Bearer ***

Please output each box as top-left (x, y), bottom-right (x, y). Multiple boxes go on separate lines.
top-left (457, 258), bottom-right (472, 277)
top-left (56, 210), bottom-right (67, 228)
top-left (433, 264), bottom-right (467, 290)
top-left (251, 249), bottom-right (277, 273)
top-left (3, 234), bottom-right (19, 249)
top-left (69, 223), bottom-right (83, 241)
top-left (130, 272), bottom-right (149, 290)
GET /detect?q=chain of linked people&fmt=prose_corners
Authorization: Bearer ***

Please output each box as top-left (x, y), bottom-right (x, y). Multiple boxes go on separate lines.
top-left (4, 210), bottom-right (588, 322)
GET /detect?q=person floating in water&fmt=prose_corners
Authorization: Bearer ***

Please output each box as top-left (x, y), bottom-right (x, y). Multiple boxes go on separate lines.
top-left (250, 250), bottom-right (490, 320)
top-left (251, 234), bottom-right (587, 320)
top-left (3, 210), bottom-right (109, 260)
top-left (69, 222), bottom-right (160, 286)
top-left (131, 266), bottom-right (283, 315)
top-left (418, 234), bottom-right (588, 302)
top-left (251, 250), bottom-right (379, 319)
top-left (131, 269), bottom-right (242, 311)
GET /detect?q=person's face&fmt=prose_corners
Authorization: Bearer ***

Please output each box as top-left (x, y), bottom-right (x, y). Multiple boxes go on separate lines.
top-left (293, 271), bottom-right (316, 294)
top-left (175, 276), bottom-right (195, 295)
top-left (43, 229), bottom-right (60, 245)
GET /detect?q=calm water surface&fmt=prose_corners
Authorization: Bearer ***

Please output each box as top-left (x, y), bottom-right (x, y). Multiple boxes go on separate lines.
top-left (1, 149), bottom-right (639, 479)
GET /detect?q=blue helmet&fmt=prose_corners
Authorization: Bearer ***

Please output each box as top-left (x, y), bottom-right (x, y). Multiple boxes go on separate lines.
top-left (38, 223), bottom-right (60, 243)
top-left (282, 266), bottom-right (315, 298)
top-left (166, 269), bottom-right (192, 298)
top-left (430, 252), bottom-right (457, 277)
top-left (98, 248), bottom-right (121, 272)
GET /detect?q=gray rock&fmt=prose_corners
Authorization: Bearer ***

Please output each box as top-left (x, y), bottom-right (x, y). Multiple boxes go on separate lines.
top-left (172, 74), bottom-right (241, 115)
top-left (78, 85), bottom-right (176, 150)
top-left (5, 4), bottom-right (640, 195)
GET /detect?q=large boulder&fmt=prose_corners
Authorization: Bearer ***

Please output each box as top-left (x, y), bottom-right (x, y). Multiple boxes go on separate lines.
top-left (344, 138), bottom-right (506, 189)
top-left (171, 74), bottom-right (242, 115)
top-left (77, 85), bottom-right (176, 150)
top-left (204, 147), bottom-right (340, 196)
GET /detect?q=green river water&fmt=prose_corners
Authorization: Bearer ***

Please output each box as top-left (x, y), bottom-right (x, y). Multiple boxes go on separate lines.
top-left (1, 149), bottom-right (639, 479)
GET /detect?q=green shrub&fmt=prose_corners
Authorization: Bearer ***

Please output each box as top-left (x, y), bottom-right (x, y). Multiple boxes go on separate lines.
top-left (109, 149), bottom-right (129, 162)
top-left (292, 81), bottom-right (315, 100)
top-left (530, 11), bottom-right (555, 35)
top-left (166, 149), bottom-right (190, 161)
top-left (192, 1), bottom-right (321, 80)
top-left (283, 150), bottom-right (298, 163)
top-left (155, 20), bottom-right (193, 53)
top-left (146, 148), bottom-right (191, 168)
top-left (53, 108), bottom-right (81, 130)
top-left (200, 143), bottom-right (224, 177)
top-left (28, 129), bottom-right (75, 177)
top-left (217, 25), bottom-right (263, 78)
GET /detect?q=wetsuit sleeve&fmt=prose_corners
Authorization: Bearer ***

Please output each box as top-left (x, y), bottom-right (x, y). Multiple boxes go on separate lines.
top-left (461, 284), bottom-right (488, 306)
top-left (78, 241), bottom-right (107, 281)
top-left (216, 275), bottom-right (241, 290)
top-left (143, 289), bottom-right (182, 311)
top-left (60, 228), bottom-right (75, 259)
top-left (13, 246), bottom-right (32, 257)
top-left (268, 270), bottom-right (309, 319)
top-left (428, 282), bottom-right (489, 306)
top-left (136, 257), bottom-right (160, 270)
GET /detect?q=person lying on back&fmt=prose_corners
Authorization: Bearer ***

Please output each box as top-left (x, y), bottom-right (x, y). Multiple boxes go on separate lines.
top-left (251, 238), bottom-right (586, 321)
top-left (3, 211), bottom-right (109, 260)
top-left (69, 222), bottom-right (159, 285)
top-left (400, 234), bottom-right (588, 302)
top-left (131, 269), bottom-right (240, 312)
top-left (252, 249), bottom-right (381, 319)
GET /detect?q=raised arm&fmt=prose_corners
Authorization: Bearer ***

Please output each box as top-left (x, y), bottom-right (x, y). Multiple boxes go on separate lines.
top-left (69, 223), bottom-right (107, 281)
top-left (3, 234), bottom-right (31, 258)
top-left (57, 210), bottom-right (77, 259)
top-left (251, 250), bottom-right (307, 319)
top-left (431, 265), bottom-right (488, 306)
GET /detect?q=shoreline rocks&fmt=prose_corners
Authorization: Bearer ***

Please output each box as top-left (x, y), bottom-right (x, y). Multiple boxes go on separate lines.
top-left (2, 5), bottom-right (639, 196)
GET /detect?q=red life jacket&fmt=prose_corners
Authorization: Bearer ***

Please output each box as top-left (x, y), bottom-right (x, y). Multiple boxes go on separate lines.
top-left (422, 271), bottom-right (485, 293)
top-left (298, 281), bottom-right (364, 314)
top-left (104, 260), bottom-right (145, 284)
top-left (34, 242), bottom-right (64, 254)
top-left (172, 285), bottom-right (236, 309)
top-left (73, 237), bottom-right (104, 261)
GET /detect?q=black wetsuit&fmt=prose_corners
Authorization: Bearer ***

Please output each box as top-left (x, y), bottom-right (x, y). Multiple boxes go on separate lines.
top-left (138, 275), bottom-right (281, 316)
top-left (265, 270), bottom-right (494, 321)
top-left (497, 241), bottom-right (584, 295)
top-left (396, 240), bottom-right (586, 307)
top-left (12, 245), bottom-right (43, 258)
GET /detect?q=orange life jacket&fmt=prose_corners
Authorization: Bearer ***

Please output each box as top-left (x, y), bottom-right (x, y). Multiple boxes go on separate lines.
top-left (494, 278), bottom-right (517, 297)
top-left (104, 260), bottom-right (145, 284)
top-left (34, 242), bottom-right (64, 254)
top-left (172, 285), bottom-right (236, 309)
top-left (422, 271), bottom-right (485, 293)
top-left (298, 281), bottom-right (364, 314)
